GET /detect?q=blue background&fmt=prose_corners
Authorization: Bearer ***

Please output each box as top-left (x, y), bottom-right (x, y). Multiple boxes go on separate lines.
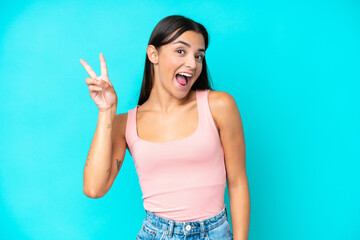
top-left (1, 0), bottom-right (359, 239)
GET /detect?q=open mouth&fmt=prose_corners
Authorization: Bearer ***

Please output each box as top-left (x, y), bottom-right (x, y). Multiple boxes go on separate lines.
top-left (175, 73), bottom-right (191, 87)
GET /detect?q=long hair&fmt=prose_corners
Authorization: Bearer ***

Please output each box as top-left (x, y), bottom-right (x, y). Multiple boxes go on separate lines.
top-left (138, 15), bottom-right (214, 105)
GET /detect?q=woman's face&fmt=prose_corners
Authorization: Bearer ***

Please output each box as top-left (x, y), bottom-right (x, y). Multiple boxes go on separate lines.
top-left (150, 30), bottom-right (206, 95)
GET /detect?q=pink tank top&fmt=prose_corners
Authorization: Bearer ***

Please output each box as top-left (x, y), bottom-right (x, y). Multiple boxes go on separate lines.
top-left (125, 89), bottom-right (226, 221)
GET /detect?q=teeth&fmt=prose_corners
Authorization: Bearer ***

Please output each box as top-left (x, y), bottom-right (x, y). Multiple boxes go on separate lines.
top-left (178, 72), bottom-right (192, 78)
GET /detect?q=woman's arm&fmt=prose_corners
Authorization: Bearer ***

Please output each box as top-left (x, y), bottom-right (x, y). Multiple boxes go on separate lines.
top-left (83, 105), bottom-right (126, 198)
top-left (209, 91), bottom-right (250, 240)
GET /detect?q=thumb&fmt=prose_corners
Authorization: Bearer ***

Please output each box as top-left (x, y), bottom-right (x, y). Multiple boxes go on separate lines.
top-left (97, 76), bottom-right (113, 88)
top-left (95, 77), bottom-right (109, 89)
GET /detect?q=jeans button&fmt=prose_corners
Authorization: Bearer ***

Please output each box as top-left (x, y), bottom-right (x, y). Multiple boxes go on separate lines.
top-left (185, 225), bottom-right (191, 231)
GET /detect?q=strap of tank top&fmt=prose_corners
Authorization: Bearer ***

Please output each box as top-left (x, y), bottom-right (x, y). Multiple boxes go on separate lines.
top-left (198, 89), bottom-right (219, 135)
top-left (196, 89), bottom-right (206, 126)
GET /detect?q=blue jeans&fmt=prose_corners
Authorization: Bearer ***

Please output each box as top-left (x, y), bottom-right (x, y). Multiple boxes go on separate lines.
top-left (136, 204), bottom-right (233, 240)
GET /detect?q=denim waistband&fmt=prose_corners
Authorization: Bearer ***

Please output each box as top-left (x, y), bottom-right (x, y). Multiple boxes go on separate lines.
top-left (144, 204), bottom-right (228, 238)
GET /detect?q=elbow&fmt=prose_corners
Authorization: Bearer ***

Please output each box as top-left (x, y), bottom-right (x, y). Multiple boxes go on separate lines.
top-left (83, 187), bottom-right (105, 199)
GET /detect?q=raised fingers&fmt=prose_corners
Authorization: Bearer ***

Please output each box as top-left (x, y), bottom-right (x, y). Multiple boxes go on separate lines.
top-left (80, 59), bottom-right (98, 79)
top-left (99, 53), bottom-right (108, 76)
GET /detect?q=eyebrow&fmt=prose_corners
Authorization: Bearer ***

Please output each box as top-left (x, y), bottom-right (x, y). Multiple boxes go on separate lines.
top-left (173, 40), bottom-right (205, 52)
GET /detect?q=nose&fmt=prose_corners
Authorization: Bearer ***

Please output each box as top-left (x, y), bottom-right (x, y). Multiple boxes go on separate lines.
top-left (185, 55), bottom-right (196, 69)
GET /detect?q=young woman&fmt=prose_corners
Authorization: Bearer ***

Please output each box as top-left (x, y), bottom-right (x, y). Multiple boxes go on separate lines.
top-left (81, 15), bottom-right (250, 240)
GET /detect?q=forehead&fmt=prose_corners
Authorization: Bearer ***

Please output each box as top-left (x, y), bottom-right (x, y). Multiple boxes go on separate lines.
top-left (167, 30), bottom-right (205, 49)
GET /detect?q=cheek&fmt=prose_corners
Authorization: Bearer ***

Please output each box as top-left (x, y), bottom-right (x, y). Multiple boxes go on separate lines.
top-left (158, 59), bottom-right (171, 75)
top-left (160, 56), bottom-right (177, 73)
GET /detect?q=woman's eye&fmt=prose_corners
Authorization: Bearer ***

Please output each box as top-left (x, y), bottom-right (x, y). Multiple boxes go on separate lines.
top-left (177, 50), bottom-right (204, 61)
top-left (196, 55), bottom-right (204, 60)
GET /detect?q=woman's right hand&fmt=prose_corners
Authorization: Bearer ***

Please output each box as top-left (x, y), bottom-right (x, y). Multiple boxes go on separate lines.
top-left (80, 53), bottom-right (118, 112)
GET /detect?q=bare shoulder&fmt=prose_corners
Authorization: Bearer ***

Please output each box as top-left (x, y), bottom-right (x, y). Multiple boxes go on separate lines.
top-left (208, 90), bottom-right (237, 107)
top-left (208, 90), bottom-right (240, 131)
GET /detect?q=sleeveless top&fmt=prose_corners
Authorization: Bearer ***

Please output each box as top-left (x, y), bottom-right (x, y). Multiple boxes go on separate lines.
top-left (125, 89), bottom-right (226, 221)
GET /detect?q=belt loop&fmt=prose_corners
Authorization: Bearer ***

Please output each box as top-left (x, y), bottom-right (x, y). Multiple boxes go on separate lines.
top-left (167, 221), bottom-right (174, 237)
top-left (200, 221), bottom-right (206, 239)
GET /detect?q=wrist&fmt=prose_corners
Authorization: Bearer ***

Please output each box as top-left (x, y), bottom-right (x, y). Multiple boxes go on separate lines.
top-left (98, 104), bottom-right (117, 120)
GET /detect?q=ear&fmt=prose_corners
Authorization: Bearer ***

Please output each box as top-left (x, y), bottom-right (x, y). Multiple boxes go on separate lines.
top-left (147, 45), bottom-right (159, 64)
